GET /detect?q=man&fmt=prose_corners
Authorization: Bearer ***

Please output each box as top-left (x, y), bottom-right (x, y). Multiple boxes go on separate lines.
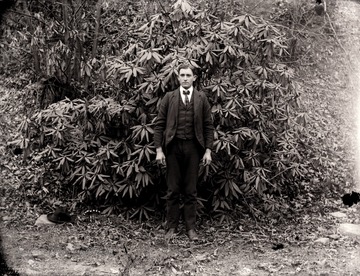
top-left (154, 63), bottom-right (214, 241)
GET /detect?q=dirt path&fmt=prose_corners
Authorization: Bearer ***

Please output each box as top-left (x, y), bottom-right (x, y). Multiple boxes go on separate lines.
top-left (2, 1), bottom-right (360, 275)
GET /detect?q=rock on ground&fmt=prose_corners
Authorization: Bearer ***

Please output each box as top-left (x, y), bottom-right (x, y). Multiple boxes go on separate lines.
top-left (329, 212), bottom-right (347, 218)
top-left (339, 223), bottom-right (360, 238)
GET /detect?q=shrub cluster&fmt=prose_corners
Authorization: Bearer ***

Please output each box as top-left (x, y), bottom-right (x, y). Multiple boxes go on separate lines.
top-left (8, 0), bottom-right (308, 220)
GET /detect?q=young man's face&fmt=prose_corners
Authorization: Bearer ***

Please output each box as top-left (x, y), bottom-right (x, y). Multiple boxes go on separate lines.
top-left (178, 68), bottom-right (196, 89)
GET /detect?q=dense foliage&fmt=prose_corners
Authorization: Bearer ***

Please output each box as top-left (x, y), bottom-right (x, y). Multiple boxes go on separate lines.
top-left (1, 0), bottom-right (315, 220)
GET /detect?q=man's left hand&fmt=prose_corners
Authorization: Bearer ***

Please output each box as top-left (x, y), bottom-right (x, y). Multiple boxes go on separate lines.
top-left (202, 149), bottom-right (212, 166)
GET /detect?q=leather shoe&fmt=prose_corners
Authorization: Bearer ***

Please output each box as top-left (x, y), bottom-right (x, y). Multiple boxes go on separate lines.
top-left (165, 228), bottom-right (177, 239)
top-left (187, 229), bottom-right (199, 241)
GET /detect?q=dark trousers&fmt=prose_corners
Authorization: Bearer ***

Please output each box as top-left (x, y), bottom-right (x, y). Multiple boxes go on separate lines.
top-left (166, 138), bottom-right (202, 231)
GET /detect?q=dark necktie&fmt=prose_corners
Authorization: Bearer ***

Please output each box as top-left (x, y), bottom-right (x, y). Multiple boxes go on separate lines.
top-left (183, 90), bottom-right (190, 106)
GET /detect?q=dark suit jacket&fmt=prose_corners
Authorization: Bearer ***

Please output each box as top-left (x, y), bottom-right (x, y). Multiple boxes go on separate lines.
top-left (154, 88), bottom-right (214, 151)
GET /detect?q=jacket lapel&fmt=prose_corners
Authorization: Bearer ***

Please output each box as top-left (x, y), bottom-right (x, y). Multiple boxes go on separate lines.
top-left (193, 88), bottom-right (201, 120)
top-left (170, 88), bottom-right (180, 126)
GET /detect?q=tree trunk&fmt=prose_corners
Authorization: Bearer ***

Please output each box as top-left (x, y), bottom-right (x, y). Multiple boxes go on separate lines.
top-left (72, 0), bottom-right (82, 82)
top-left (84, 0), bottom-right (102, 90)
top-left (21, 0), bottom-right (41, 74)
top-left (62, 0), bottom-right (71, 82)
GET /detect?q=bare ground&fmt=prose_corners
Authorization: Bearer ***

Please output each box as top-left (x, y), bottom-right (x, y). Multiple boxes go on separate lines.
top-left (2, 0), bottom-right (360, 275)
top-left (2, 206), bottom-right (360, 276)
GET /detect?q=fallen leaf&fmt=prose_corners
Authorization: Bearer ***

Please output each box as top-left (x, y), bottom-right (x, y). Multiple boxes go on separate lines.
top-left (66, 243), bottom-right (75, 252)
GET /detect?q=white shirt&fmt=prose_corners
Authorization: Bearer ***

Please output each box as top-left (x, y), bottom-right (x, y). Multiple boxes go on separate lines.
top-left (180, 86), bottom-right (193, 105)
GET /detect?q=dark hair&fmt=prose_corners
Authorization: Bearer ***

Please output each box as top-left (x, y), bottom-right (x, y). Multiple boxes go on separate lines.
top-left (177, 63), bottom-right (197, 76)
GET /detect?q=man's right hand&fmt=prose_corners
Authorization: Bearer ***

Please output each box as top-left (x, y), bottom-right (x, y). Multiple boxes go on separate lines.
top-left (156, 148), bottom-right (166, 166)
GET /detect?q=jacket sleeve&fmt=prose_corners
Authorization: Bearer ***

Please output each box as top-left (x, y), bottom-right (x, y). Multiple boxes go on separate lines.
top-left (153, 93), bottom-right (169, 149)
top-left (202, 95), bottom-right (214, 150)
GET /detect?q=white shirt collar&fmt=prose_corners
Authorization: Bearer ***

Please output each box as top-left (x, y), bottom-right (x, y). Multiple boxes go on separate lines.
top-left (180, 86), bottom-right (193, 94)
top-left (180, 86), bottom-right (193, 104)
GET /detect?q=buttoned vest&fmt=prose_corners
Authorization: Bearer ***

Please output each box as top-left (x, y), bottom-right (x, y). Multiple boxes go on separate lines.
top-left (175, 94), bottom-right (195, 140)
